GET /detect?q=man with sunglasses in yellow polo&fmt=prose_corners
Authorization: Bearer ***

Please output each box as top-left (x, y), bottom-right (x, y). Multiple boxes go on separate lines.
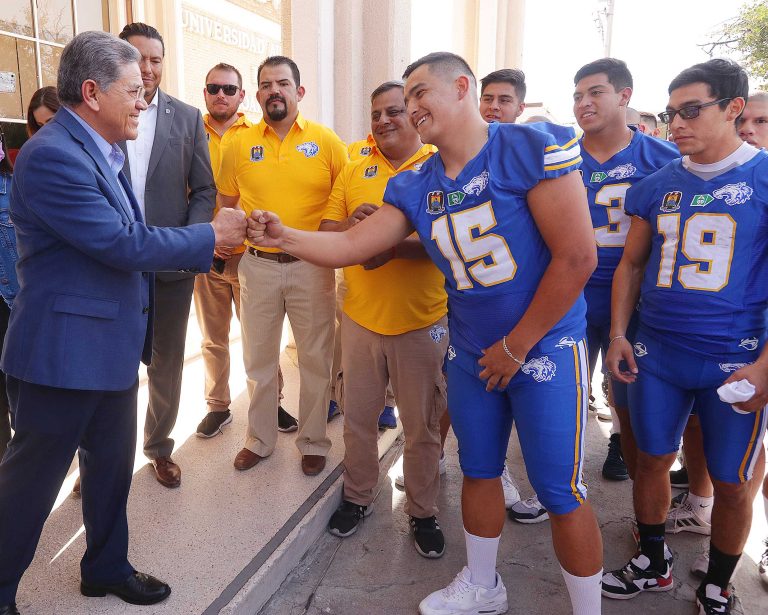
top-left (602, 59), bottom-right (768, 615)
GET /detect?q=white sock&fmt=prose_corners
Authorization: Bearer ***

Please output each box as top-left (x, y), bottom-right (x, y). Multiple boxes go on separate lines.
top-left (609, 405), bottom-right (620, 435)
top-left (561, 566), bottom-right (603, 615)
top-left (464, 529), bottom-right (499, 589)
top-left (687, 492), bottom-right (714, 523)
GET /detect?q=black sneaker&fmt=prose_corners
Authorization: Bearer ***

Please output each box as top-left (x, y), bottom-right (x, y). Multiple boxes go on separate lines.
top-left (328, 500), bottom-right (371, 537)
top-left (277, 406), bottom-right (298, 432)
top-left (602, 433), bottom-right (629, 481)
top-left (695, 583), bottom-right (734, 614)
top-left (195, 410), bottom-right (232, 438)
top-left (669, 466), bottom-right (689, 488)
top-left (410, 516), bottom-right (445, 559)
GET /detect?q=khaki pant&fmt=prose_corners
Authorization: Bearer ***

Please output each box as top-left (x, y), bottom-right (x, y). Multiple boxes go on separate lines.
top-left (341, 314), bottom-right (448, 518)
top-left (238, 253), bottom-right (334, 457)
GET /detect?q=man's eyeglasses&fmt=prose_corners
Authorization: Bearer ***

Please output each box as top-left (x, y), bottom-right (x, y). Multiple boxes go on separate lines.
top-left (658, 98), bottom-right (732, 124)
top-left (126, 86), bottom-right (146, 101)
top-left (206, 84), bottom-right (239, 96)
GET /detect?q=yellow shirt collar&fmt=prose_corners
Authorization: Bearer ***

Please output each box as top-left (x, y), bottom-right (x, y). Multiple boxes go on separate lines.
top-left (257, 112), bottom-right (307, 137)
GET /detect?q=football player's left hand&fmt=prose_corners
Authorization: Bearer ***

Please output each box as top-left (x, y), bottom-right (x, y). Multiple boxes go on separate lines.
top-left (479, 339), bottom-right (524, 392)
top-left (723, 360), bottom-right (768, 413)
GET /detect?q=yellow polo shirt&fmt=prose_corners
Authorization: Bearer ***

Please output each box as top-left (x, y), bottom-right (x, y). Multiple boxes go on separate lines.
top-left (324, 144), bottom-right (447, 335)
top-left (347, 134), bottom-right (376, 160)
top-left (204, 112), bottom-right (252, 254)
top-left (217, 113), bottom-right (349, 252)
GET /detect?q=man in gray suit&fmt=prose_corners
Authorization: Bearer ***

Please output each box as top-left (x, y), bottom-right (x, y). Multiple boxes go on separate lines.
top-left (119, 23), bottom-right (216, 488)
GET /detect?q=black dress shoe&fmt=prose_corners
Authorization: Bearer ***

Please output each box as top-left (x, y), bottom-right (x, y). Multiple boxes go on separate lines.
top-left (0, 603), bottom-right (20, 615)
top-left (81, 571), bottom-right (171, 605)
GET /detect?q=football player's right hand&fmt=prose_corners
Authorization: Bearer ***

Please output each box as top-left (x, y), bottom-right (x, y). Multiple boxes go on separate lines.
top-left (605, 337), bottom-right (638, 384)
top-left (723, 361), bottom-right (768, 413)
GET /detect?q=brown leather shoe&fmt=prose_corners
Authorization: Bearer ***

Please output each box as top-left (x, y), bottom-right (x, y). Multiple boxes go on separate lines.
top-left (72, 476), bottom-right (81, 498)
top-left (151, 457), bottom-right (181, 488)
top-left (234, 448), bottom-right (263, 471)
top-left (301, 455), bottom-right (326, 476)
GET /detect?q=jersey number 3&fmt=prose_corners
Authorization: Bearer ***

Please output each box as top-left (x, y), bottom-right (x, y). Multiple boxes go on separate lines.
top-left (594, 183), bottom-right (631, 247)
top-left (431, 202), bottom-right (516, 290)
top-left (656, 212), bottom-right (736, 291)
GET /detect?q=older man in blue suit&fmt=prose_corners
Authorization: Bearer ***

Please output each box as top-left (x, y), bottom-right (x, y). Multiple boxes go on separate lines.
top-left (0, 32), bottom-right (247, 615)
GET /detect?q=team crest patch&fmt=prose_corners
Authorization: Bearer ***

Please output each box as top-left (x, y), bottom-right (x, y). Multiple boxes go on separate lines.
top-left (426, 191), bottom-right (445, 215)
top-left (590, 171), bottom-right (607, 183)
top-left (521, 356), bottom-right (557, 383)
top-left (360, 146), bottom-right (372, 156)
top-left (364, 165), bottom-right (378, 178)
top-left (713, 182), bottom-right (753, 206)
top-left (690, 194), bottom-right (714, 207)
top-left (607, 163), bottom-right (637, 180)
top-left (296, 141), bottom-right (319, 158)
top-left (250, 145), bottom-right (264, 162)
top-left (447, 345), bottom-right (456, 361)
top-left (719, 362), bottom-right (750, 373)
top-left (447, 191), bottom-right (466, 207)
top-left (633, 342), bottom-right (648, 357)
top-left (739, 337), bottom-right (759, 351)
top-left (660, 191), bottom-right (682, 213)
top-left (429, 325), bottom-right (447, 343)
top-left (555, 336), bottom-right (576, 349)
top-left (462, 170), bottom-right (489, 196)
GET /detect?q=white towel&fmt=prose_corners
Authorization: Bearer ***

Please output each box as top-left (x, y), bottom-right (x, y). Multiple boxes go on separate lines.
top-left (716, 380), bottom-right (756, 415)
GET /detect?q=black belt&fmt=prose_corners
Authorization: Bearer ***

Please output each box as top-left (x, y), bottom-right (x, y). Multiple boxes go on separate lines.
top-left (247, 247), bottom-right (299, 263)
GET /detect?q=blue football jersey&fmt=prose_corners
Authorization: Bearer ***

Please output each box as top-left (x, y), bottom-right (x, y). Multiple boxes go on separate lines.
top-left (625, 151), bottom-right (768, 357)
top-left (383, 122), bottom-right (585, 355)
top-left (581, 129), bottom-right (679, 287)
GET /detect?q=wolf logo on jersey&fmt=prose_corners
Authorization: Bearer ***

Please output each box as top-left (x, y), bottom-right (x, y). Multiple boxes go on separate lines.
top-left (462, 170), bottom-right (489, 196)
top-left (521, 356), bottom-right (557, 382)
top-left (713, 182), bottom-right (753, 206)
top-left (719, 362), bottom-right (751, 373)
top-left (296, 141), bottom-right (319, 158)
top-left (607, 163), bottom-right (637, 180)
top-left (739, 337), bottom-right (759, 351)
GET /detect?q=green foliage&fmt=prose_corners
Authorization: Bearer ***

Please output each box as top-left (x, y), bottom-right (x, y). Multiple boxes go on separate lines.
top-left (725, 0), bottom-right (768, 80)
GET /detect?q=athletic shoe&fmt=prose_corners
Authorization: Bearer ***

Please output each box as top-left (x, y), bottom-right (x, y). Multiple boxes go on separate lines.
top-left (395, 451), bottom-right (446, 488)
top-left (327, 400), bottom-right (340, 422)
top-left (665, 500), bottom-right (712, 535)
top-left (418, 566), bottom-right (508, 615)
top-left (195, 410), bottom-right (232, 438)
top-left (759, 539), bottom-right (768, 582)
top-left (669, 466), bottom-right (689, 489)
top-left (501, 464), bottom-right (521, 508)
top-left (602, 433), bottom-right (629, 481)
top-left (588, 393), bottom-right (597, 413)
top-left (691, 550), bottom-right (709, 578)
top-left (328, 500), bottom-right (372, 537)
top-left (601, 553), bottom-right (673, 599)
top-left (508, 496), bottom-right (549, 524)
top-left (670, 490), bottom-right (688, 508)
top-left (277, 406), bottom-right (298, 432)
top-left (695, 583), bottom-right (734, 615)
top-left (410, 515), bottom-right (445, 558)
top-left (378, 405), bottom-right (397, 430)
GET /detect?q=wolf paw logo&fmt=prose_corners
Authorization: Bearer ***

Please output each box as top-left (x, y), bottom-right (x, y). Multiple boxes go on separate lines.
top-left (521, 356), bottom-right (557, 382)
top-left (719, 362), bottom-right (750, 373)
top-left (555, 336), bottom-right (576, 349)
top-left (606, 163), bottom-right (637, 180)
top-left (633, 342), bottom-right (648, 357)
top-left (713, 182), bottom-right (753, 206)
top-left (462, 170), bottom-right (489, 196)
top-left (296, 141), bottom-right (319, 158)
top-left (429, 325), bottom-right (447, 343)
top-left (739, 337), bottom-right (759, 351)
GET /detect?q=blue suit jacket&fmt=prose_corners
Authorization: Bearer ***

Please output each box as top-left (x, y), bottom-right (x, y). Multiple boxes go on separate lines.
top-left (1, 109), bottom-right (215, 391)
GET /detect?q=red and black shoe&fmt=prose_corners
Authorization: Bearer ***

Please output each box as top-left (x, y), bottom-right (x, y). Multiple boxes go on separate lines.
top-left (602, 552), bottom-right (674, 599)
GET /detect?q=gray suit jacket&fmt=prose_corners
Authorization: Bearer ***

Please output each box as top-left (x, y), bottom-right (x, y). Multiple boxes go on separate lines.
top-left (120, 89), bottom-right (216, 281)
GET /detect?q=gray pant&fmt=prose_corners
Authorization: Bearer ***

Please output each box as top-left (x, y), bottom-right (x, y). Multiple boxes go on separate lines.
top-left (143, 277), bottom-right (196, 460)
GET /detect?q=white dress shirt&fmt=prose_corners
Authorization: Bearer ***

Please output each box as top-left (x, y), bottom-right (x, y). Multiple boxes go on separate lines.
top-left (126, 89), bottom-right (159, 217)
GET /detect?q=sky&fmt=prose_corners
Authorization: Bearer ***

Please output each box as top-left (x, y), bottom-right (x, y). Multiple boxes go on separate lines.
top-left (412, 0), bottom-right (747, 124)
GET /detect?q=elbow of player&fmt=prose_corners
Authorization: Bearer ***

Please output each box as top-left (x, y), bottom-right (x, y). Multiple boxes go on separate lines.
top-left (566, 245), bottom-right (597, 281)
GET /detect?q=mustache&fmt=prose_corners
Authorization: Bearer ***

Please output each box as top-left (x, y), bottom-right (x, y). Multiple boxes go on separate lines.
top-left (267, 94), bottom-right (286, 105)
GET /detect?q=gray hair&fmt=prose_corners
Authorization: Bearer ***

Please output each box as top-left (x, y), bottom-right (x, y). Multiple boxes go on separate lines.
top-left (58, 31), bottom-right (140, 106)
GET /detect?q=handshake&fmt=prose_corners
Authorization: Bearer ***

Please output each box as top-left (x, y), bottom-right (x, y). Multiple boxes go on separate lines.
top-left (210, 208), bottom-right (283, 252)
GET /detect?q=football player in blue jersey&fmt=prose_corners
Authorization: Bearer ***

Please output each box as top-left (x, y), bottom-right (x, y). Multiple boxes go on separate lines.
top-left (573, 58), bottom-right (678, 483)
top-left (601, 59), bottom-right (768, 615)
top-left (246, 51), bottom-right (603, 615)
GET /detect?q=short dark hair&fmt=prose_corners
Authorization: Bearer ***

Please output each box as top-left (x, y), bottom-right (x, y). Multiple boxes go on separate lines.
top-left (257, 56), bottom-right (300, 88)
top-left (639, 112), bottom-right (658, 129)
top-left (370, 80), bottom-right (404, 103)
top-left (206, 63), bottom-right (243, 89)
top-left (402, 51), bottom-right (476, 88)
top-left (574, 58), bottom-right (633, 91)
top-left (480, 68), bottom-right (526, 101)
top-left (27, 86), bottom-right (60, 137)
top-left (119, 22), bottom-right (165, 56)
top-left (668, 59), bottom-right (748, 112)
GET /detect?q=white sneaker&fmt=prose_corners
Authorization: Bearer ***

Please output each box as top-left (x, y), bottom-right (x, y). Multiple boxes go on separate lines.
top-left (508, 496), bottom-right (549, 524)
top-left (419, 566), bottom-right (508, 615)
top-left (665, 501), bottom-right (712, 535)
top-left (500, 465), bottom-right (520, 508)
top-left (395, 451), bottom-right (446, 488)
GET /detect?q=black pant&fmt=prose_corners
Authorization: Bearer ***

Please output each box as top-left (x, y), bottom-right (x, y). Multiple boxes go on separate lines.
top-left (0, 377), bottom-right (138, 604)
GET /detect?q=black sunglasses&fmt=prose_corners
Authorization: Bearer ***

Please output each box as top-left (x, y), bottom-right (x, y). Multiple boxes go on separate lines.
top-left (206, 84), bottom-right (240, 96)
top-left (658, 98), bottom-right (732, 124)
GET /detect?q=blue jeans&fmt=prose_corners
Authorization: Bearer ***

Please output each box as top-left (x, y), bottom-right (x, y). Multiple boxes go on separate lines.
top-left (0, 173), bottom-right (19, 309)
